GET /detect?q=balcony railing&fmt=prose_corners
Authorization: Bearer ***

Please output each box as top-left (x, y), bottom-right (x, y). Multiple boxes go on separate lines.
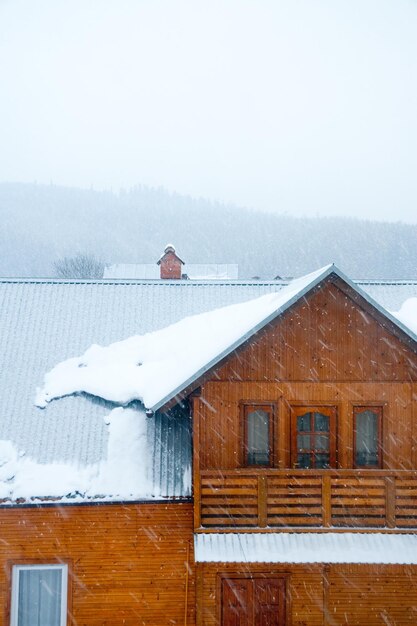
top-left (197, 469), bottom-right (417, 530)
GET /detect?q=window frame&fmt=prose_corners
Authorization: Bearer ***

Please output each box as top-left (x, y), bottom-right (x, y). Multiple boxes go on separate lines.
top-left (353, 405), bottom-right (383, 469)
top-left (240, 402), bottom-right (276, 467)
top-left (10, 563), bottom-right (68, 626)
top-left (290, 405), bottom-right (338, 469)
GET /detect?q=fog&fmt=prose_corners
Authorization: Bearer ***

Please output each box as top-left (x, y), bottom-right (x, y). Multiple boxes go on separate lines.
top-left (0, 0), bottom-right (416, 222)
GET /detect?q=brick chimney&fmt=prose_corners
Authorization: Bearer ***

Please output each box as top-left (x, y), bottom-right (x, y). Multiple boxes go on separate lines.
top-left (157, 244), bottom-right (184, 279)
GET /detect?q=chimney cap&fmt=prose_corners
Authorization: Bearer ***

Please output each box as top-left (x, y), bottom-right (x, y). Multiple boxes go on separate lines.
top-left (157, 244), bottom-right (185, 265)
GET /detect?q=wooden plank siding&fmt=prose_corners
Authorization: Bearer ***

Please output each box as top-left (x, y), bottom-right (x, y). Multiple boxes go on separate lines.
top-left (195, 382), bottom-right (417, 473)
top-left (197, 563), bottom-right (417, 626)
top-left (0, 502), bottom-right (195, 626)
top-left (212, 282), bottom-right (417, 384)
top-left (192, 278), bottom-right (417, 533)
top-left (326, 564), bottom-right (417, 625)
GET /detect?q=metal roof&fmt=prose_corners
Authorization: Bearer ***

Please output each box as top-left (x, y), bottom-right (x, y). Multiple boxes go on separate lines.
top-left (194, 532), bottom-right (417, 564)
top-left (1, 274), bottom-right (417, 500)
top-left (149, 266), bottom-right (417, 412)
top-left (0, 278), bottom-right (286, 499)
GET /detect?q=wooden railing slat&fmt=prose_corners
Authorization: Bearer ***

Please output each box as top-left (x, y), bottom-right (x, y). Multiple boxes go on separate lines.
top-left (385, 476), bottom-right (396, 529)
top-left (198, 469), bottom-right (417, 530)
top-left (322, 475), bottom-right (332, 528)
top-left (257, 475), bottom-right (268, 528)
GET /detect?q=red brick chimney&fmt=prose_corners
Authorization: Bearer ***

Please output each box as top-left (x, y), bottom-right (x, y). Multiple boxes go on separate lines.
top-left (157, 244), bottom-right (184, 279)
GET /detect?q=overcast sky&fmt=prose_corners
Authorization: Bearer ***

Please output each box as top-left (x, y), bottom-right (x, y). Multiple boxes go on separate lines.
top-left (0, 0), bottom-right (416, 222)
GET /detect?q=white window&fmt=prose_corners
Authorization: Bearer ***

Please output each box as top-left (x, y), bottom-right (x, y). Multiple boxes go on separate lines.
top-left (11, 564), bottom-right (68, 626)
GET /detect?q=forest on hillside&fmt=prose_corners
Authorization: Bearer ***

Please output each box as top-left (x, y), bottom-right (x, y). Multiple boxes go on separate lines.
top-left (1, 182), bottom-right (416, 279)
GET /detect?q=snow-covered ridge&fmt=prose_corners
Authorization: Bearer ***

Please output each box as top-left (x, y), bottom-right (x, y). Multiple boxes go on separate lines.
top-left (35, 266), bottom-right (332, 411)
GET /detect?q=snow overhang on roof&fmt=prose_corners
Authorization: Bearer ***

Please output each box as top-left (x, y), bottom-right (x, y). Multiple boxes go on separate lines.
top-left (35, 264), bottom-right (417, 414)
top-left (194, 532), bottom-right (417, 565)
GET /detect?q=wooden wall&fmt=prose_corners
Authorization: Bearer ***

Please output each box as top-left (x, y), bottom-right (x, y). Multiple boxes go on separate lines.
top-left (327, 564), bottom-right (417, 625)
top-left (193, 280), bottom-right (417, 472)
top-left (195, 381), bottom-right (417, 470)
top-left (213, 282), bottom-right (417, 383)
top-left (0, 502), bottom-right (195, 626)
top-left (197, 562), bottom-right (417, 626)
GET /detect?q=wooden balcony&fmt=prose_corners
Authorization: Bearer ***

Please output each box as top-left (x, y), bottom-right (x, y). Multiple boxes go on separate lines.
top-left (197, 469), bottom-right (417, 530)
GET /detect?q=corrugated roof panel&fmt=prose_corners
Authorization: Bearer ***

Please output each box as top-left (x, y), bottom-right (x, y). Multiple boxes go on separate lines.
top-left (194, 532), bottom-right (417, 564)
top-left (0, 279), bottom-right (281, 497)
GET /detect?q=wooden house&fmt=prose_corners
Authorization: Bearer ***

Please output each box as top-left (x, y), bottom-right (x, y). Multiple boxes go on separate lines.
top-left (1, 256), bottom-right (417, 625)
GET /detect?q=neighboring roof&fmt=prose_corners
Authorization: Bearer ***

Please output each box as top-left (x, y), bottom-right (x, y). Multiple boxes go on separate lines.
top-left (104, 263), bottom-right (239, 279)
top-left (194, 532), bottom-right (417, 564)
top-left (1, 269), bottom-right (417, 502)
top-left (104, 264), bottom-right (160, 279)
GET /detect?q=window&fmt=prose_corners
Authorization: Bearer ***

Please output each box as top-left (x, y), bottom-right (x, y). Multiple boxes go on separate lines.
top-left (291, 406), bottom-right (337, 469)
top-left (11, 564), bottom-right (68, 626)
top-left (353, 406), bottom-right (382, 468)
top-left (242, 404), bottom-right (274, 466)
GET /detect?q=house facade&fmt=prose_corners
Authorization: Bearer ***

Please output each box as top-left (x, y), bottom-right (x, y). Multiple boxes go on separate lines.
top-left (1, 254), bottom-right (417, 625)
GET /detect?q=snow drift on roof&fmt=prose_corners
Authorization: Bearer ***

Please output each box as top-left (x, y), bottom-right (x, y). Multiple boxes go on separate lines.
top-left (0, 407), bottom-right (168, 503)
top-left (35, 266), bottom-right (332, 411)
top-left (194, 532), bottom-right (417, 564)
top-left (392, 297), bottom-right (417, 334)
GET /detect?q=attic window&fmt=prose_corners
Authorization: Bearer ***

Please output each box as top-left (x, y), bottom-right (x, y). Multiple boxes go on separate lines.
top-left (242, 404), bottom-right (274, 466)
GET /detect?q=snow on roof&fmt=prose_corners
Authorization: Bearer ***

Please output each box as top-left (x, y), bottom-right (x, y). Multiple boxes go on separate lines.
top-left (0, 407), bottom-right (174, 504)
top-left (35, 266), bottom-right (333, 412)
top-left (0, 277), bottom-right (289, 494)
top-left (194, 532), bottom-right (417, 565)
top-left (1, 270), bottom-right (417, 502)
top-left (35, 264), bottom-right (417, 414)
top-left (392, 297), bottom-right (417, 335)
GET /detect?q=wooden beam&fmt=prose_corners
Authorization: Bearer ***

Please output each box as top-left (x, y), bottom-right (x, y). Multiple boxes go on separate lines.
top-left (322, 475), bottom-right (332, 528)
top-left (385, 476), bottom-right (396, 529)
top-left (257, 475), bottom-right (268, 528)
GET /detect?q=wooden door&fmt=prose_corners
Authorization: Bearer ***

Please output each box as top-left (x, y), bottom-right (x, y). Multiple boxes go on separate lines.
top-left (222, 578), bottom-right (252, 626)
top-left (290, 405), bottom-right (337, 469)
top-left (222, 577), bottom-right (286, 626)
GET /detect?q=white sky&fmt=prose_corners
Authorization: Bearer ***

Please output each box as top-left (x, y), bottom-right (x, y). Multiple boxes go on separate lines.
top-left (0, 0), bottom-right (416, 222)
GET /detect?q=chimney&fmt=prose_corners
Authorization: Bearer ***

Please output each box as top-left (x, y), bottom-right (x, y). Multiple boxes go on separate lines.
top-left (157, 244), bottom-right (184, 279)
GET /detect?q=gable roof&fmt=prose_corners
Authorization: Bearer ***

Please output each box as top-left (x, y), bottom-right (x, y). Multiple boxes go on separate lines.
top-left (1, 269), bottom-right (417, 502)
top-left (36, 265), bottom-right (417, 415)
top-left (152, 264), bottom-right (417, 411)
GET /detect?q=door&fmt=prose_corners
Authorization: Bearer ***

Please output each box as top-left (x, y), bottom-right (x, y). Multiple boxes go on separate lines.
top-left (291, 405), bottom-right (337, 469)
top-left (222, 577), bottom-right (286, 626)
